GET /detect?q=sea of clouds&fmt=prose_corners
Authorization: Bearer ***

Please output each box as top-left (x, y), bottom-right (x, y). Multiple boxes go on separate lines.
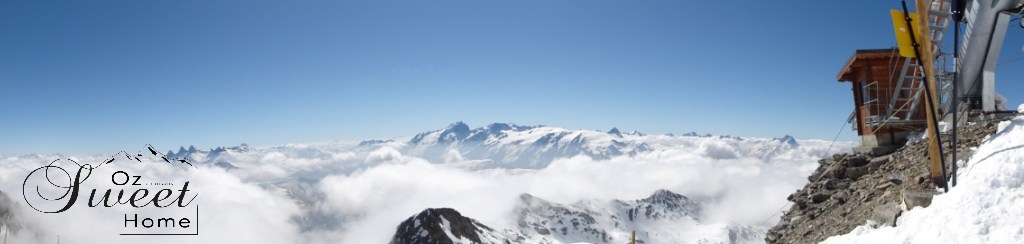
top-left (0, 136), bottom-right (853, 243)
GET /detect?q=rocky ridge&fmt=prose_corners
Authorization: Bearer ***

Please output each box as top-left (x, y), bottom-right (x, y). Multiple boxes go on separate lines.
top-left (765, 120), bottom-right (1002, 243)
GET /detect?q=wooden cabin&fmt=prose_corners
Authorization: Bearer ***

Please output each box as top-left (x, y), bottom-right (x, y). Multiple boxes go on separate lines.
top-left (837, 49), bottom-right (927, 154)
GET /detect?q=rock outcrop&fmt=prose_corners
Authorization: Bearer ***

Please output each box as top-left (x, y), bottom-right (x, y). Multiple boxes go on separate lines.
top-left (766, 120), bottom-right (1002, 244)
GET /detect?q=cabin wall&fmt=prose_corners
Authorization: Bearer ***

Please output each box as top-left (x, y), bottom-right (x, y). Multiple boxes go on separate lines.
top-left (840, 50), bottom-right (929, 154)
top-left (849, 57), bottom-right (922, 137)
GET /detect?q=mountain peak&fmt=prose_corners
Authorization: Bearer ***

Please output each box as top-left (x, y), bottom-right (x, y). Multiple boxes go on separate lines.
top-left (441, 122), bottom-right (471, 141)
top-left (775, 135), bottom-right (798, 146)
top-left (628, 189), bottom-right (700, 221)
top-left (645, 189), bottom-right (688, 203)
top-left (607, 127), bottom-right (622, 137)
top-left (484, 122), bottom-right (512, 131)
top-left (390, 208), bottom-right (492, 244)
top-left (358, 139), bottom-right (394, 147)
top-left (518, 193), bottom-right (552, 208)
top-left (447, 121), bottom-right (469, 130)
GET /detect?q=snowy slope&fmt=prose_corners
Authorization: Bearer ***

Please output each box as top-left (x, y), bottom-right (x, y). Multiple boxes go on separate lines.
top-left (823, 106), bottom-right (1024, 243)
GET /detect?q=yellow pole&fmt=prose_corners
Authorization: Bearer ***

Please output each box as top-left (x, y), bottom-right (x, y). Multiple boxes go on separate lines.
top-left (914, 0), bottom-right (947, 186)
top-left (631, 230), bottom-right (636, 244)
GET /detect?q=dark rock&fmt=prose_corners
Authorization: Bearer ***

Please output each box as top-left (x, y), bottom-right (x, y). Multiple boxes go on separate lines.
top-left (535, 227), bottom-right (551, 235)
top-left (869, 155), bottom-right (890, 167)
top-left (795, 199), bottom-right (808, 209)
top-left (845, 155), bottom-right (870, 167)
top-left (787, 192), bottom-right (800, 201)
top-left (832, 192), bottom-right (849, 204)
top-left (822, 179), bottom-right (838, 190)
top-left (845, 166), bottom-right (869, 179)
top-left (810, 193), bottom-right (831, 204)
top-left (390, 208), bottom-right (488, 244)
top-left (830, 167), bottom-right (847, 179)
top-left (902, 190), bottom-right (934, 210)
top-left (869, 202), bottom-right (901, 227)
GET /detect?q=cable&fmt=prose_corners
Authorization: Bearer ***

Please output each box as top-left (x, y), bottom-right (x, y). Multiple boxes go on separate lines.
top-left (903, 0), bottom-right (949, 192)
top-left (759, 115), bottom-right (848, 226)
top-left (999, 55), bottom-right (1024, 65)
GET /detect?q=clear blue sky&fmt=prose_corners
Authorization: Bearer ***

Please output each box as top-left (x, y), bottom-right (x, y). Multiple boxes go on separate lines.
top-left (2, 0), bottom-right (1023, 154)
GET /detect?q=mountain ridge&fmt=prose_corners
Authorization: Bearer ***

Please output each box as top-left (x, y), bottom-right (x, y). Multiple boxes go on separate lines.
top-left (391, 189), bottom-right (765, 244)
top-left (161, 122), bottom-right (812, 170)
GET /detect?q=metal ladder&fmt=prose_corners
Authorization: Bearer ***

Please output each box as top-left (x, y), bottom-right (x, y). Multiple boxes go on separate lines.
top-left (886, 0), bottom-right (953, 121)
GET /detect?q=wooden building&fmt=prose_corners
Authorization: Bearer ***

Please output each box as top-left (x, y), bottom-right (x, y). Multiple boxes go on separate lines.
top-left (837, 49), bottom-right (927, 154)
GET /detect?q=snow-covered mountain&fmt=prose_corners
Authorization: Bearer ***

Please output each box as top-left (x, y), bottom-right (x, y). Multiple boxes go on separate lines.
top-left (364, 122), bottom-right (809, 169)
top-left (163, 122), bottom-right (820, 171)
top-left (165, 143), bottom-right (256, 169)
top-left (68, 122), bottom-right (847, 243)
top-left (390, 208), bottom-right (519, 244)
top-left (390, 190), bottom-right (765, 244)
top-left (396, 122), bottom-right (653, 169)
top-left (0, 190), bottom-right (21, 235)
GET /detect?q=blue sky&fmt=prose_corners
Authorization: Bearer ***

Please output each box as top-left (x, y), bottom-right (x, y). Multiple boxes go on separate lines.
top-left (2, 0), bottom-right (1023, 154)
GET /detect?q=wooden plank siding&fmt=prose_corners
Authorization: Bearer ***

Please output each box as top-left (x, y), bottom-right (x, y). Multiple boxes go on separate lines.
top-left (837, 49), bottom-right (927, 136)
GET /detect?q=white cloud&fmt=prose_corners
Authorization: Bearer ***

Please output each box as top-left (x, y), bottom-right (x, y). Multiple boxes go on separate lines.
top-left (0, 136), bottom-right (851, 243)
top-left (2, 155), bottom-right (303, 244)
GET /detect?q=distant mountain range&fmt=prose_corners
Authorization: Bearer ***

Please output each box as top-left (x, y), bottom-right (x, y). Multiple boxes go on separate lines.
top-left (165, 122), bottom-right (804, 170)
top-left (394, 122), bottom-right (653, 168)
top-left (367, 122), bottom-right (800, 169)
top-left (390, 189), bottom-right (765, 244)
top-left (150, 122), bottom-right (828, 243)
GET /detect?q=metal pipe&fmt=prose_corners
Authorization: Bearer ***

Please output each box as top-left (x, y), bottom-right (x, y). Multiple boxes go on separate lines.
top-left (953, 0), bottom-right (960, 188)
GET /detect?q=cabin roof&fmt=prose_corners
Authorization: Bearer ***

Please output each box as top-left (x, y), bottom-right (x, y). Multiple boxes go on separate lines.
top-left (837, 48), bottom-right (900, 82)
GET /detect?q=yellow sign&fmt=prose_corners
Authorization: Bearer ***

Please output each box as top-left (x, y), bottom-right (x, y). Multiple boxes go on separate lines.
top-left (891, 9), bottom-right (919, 58)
